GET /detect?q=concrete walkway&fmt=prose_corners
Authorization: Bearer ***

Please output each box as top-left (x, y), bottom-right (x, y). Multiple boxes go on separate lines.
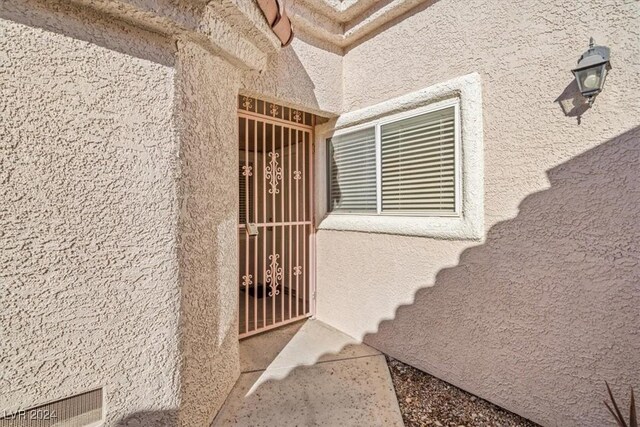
top-left (213, 320), bottom-right (404, 426)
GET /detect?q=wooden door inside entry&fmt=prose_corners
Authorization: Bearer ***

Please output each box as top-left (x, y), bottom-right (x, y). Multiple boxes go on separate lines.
top-left (238, 96), bottom-right (315, 338)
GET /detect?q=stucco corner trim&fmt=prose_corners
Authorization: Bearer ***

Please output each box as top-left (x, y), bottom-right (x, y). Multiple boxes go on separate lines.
top-left (315, 73), bottom-right (484, 240)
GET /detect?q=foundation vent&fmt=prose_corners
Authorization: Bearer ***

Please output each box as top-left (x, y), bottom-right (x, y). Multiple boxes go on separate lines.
top-left (1, 388), bottom-right (103, 427)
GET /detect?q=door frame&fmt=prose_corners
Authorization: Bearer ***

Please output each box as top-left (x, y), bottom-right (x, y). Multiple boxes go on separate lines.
top-left (237, 96), bottom-right (316, 339)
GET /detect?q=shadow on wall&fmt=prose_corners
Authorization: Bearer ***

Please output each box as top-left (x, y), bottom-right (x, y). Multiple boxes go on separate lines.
top-left (0, 0), bottom-right (176, 66)
top-left (361, 125), bottom-right (640, 426)
top-left (555, 79), bottom-right (591, 124)
top-left (344, 0), bottom-right (441, 52)
top-left (227, 126), bottom-right (640, 427)
top-left (241, 42), bottom-right (322, 114)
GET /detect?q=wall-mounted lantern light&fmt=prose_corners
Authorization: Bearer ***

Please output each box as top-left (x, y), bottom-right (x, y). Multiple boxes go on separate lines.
top-left (572, 37), bottom-right (611, 105)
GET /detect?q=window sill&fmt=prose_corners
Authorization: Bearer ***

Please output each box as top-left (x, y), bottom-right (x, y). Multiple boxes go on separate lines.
top-left (318, 213), bottom-right (483, 240)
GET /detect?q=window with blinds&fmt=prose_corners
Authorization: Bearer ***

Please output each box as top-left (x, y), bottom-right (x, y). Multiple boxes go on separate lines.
top-left (327, 101), bottom-right (459, 216)
top-left (381, 106), bottom-right (456, 213)
top-left (328, 127), bottom-right (377, 213)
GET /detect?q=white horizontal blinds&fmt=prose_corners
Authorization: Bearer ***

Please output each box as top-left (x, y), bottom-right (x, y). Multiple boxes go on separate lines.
top-left (381, 106), bottom-right (456, 213)
top-left (328, 127), bottom-right (377, 212)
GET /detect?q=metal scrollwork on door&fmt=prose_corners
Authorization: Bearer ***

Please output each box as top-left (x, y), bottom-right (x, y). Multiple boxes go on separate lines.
top-left (265, 152), bottom-right (282, 194)
top-left (242, 273), bottom-right (253, 287)
top-left (241, 96), bottom-right (253, 110)
top-left (266, 254), bottom-right (283, 297)
top-left (238, 95), bottom-right (315, 338)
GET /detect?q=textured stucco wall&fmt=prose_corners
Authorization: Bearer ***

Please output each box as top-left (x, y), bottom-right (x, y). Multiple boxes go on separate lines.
top-left (171, 30), bottom-right (341, 425)
top-left (242, 37), bottom-right (343, 116)
top-left (316, 0), bottom-right (640, 426)
top-left (0, 4), bottom-right (182, 426)
top-left (1, 1), bottom-right (331, 425)
top-left (5, 0), bottom-right (638, 425)
top-left (174, 39), bottom-right (241, 427)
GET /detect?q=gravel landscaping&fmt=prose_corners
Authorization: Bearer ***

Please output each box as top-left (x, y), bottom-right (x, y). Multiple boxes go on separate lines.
top-left (387, 357), bottom-right (539, 427)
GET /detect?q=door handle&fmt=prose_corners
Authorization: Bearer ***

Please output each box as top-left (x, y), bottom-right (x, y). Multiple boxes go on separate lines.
top-left (246, 223), bottom-right (259, 236)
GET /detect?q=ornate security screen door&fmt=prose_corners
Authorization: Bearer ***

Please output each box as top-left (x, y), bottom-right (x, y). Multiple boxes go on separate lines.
top-left (238, 96), bottom-right (315, 338)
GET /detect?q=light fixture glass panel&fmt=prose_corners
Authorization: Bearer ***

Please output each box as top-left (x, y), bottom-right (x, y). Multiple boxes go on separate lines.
top-left (574, 64), bottom-right (607, 96)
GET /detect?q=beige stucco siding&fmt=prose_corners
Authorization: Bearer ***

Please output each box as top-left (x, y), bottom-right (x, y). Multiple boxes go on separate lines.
top-left (0, 1), bottom-right (333, 424)
top-left (316, 0), bottom-right (640, 426)
top-left (0, 8), bottom-right (181, 426)
top-left (0, 3), bottom-right (246, 426)
top-left (242, 37), bottom-right (343, 116)
top-left (2, 0), bottom-right (639, 426)
top-left (174, 39), bottom-right (241, 427)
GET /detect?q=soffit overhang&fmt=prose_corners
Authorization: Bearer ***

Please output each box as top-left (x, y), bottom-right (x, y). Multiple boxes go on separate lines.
top-left (43, 0), bottom-right (432, 70)
top-left (53, 0), bottom-right (428, 68)
top-left (286, 0), bottom-right (428, 51)
top-left (66, 0), bottom-right (282, 70)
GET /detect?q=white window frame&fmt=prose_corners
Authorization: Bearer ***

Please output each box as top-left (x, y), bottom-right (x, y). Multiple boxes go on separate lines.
top-left (315, 72), bottom-right (484, 240)
top-left (329, 99), bottom-right (461, 217)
